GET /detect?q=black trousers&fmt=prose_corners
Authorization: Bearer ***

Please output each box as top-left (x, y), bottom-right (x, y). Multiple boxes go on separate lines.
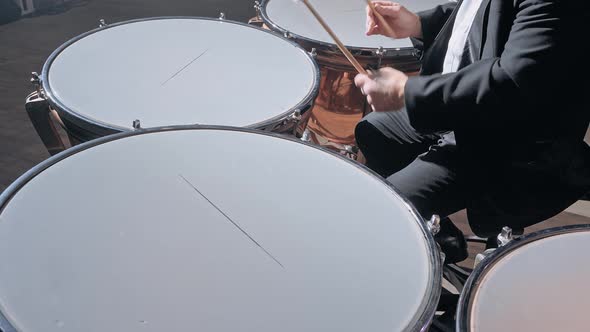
top-left (355, 109), bottom-right (467, 221)
top-left (356, 110), bottom-right (590, 237)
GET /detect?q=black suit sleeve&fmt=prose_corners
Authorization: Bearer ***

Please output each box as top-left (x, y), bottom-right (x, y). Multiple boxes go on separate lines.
top-left (405, 0), bottom-right (564, 132)
top-left (416, 3), bottom-right (457, 51)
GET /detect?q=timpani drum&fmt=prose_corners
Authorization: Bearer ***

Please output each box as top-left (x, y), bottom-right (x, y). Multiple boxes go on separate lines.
top-left (257, 0), bottom-right (449, 157)
top-left (457, 225), bottom-right (590, 332)
top-left (0, 126), bottom-right (441, 332)
top-left (26, 17), bottom-right (320, 154)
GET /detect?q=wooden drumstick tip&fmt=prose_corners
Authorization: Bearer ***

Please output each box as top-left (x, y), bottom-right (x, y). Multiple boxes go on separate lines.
top-left (298, 0), bottom-right (367, 75)
top-left (365, 0), bottom-right (396, 37)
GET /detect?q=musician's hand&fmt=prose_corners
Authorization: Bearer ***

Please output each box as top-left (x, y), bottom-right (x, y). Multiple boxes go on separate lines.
top-left (366, 1), bottom-right (422, 39)
top-left (354, 67), bottom-right (408, 112)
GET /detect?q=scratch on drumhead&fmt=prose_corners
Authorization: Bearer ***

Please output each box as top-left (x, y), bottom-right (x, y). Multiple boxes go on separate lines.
top-left (178, 174), bottom-right (284, 268)
top-left (161, 49), bottom-right (209, 86)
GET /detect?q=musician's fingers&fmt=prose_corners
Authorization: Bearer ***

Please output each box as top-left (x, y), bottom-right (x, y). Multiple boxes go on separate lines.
top-left (355, 75), bottom-right (380, 102)
top-left (366, 5), bottom-right (378, 35)
top-left (374, 3), bottom-right (402, 18)
top-left (361, 80), bottom-right (379, 95)
top-left (367, 24), bottom-right (381, 36)
top-left (355, 73), bottom-right (369, 87)
top-left (369, 98), bottom-right (388, 112)
top-left (366, 68), bottom-right (378, 79)
top-left (366, 13), bottom-right (384, 36)
top-left (372, 1), bottom-right (396, 7)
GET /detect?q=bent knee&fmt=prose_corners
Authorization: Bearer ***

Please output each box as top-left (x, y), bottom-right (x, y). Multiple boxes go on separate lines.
top-left (354, 120), bottom-right (375, 148)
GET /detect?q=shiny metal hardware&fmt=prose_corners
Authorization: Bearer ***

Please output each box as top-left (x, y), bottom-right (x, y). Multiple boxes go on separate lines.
top-left (30, 72), bottom-right (44, 97)
top-left (99, 19), bottom-right (107, 28)
top-left (132, 119), bottom-right (141, 129)
top-left (474, 249), bottom-right (495, 268)
top-left (412, 49), bottom-right (421, 58)
top-left (335, 144), bottom-right (359, 160)
top-left (497, 226), bottom-right (514, 247)
top-left (288, 110), bottom-right (302, 136)
top-left (283, 31), bottom-right (292, 39)
top-left (248, 1), bottom-right (264, 25)
top-left (473, 227), bottom-right (514, 267)
top-left (427, 215), bottom-right (441, 236)
top-left (375, 47), bottom-right (386, 68)
top-left (309, 48), bottom-right (317, 58)
top-left (300, 128), bottom-right (312, 142)
top-left (343, 145), bottom-right (358, 154)
top-left (340, 145), bottom-right (359, 160)
top-left (440, 249), bottom-right (446, 264)
top-left (254, 1), bottom-right (261, 14)
top-left (218, 12), bottom-right (226, 20)
top-left (375, 46), bottom-right (386, 57)
top-left (289, 109), bottom-right (301, 121)
top-left (30, 72), bottom-right (40, 85)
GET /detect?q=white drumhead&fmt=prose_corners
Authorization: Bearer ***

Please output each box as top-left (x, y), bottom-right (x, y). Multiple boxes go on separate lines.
top-left (0, 129), bottom-right (436, 332)
top-left (45, 18), bottom-right (317, 130)
top-left (264, 0), bottom-right (450, 49)
top-left (470, 231), bottom-right (590, 331)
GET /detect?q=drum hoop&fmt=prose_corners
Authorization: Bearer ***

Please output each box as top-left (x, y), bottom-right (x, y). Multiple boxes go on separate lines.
top-left (0, 124), bottom-right (441, 332)
top-left (456, 224), bottom-right (590, 331)
top-left (259, 0), bottom-right (420, 57)
top-left (39, 16), bottom-right (321, 134)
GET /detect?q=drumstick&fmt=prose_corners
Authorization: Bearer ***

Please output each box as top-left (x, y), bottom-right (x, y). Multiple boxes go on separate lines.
top-left (365, 0), bottom-right (396, 37)
top-left (299, 0), bottom-right (367, 75)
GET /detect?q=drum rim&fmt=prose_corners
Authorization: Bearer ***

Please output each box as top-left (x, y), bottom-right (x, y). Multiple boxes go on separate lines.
top-left (0, 125), bottom-right (441, 332)
top-left (456, 224), bottom-right (590, 331)
top-left (39, 16), bottom-right (321, 133)
top-left (259, 0), bottom-right (419, 56)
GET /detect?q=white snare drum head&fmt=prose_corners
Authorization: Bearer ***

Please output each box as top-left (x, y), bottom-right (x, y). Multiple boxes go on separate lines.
top-left (264, 0), bottom-right (449, 49)
top-left (0, 129), bottom-right (437, 332)
top-left (45, 18), bottom-right (317, 130)
top-left (470, 231), bottom-right (590, 331)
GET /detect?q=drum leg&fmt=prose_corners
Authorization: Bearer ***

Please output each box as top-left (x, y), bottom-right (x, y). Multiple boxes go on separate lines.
top-left (64, 128), bottom-right (82, 147)
top-left (25, 91), bottom-right (69, 155)
top-left (248, 17), bottom-right (265, 27)
top-left (444, 264), bottom-right (471, 290)
top-left (248, 1), bottom-right (265, 27)
top-left (431, 311), bottom-right (457, 332)
top-left (432, 269), bottom-right (465, 332)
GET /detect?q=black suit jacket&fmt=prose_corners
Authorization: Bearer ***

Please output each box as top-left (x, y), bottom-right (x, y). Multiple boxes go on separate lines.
top-left (407, 0), bottom-right (590, 236)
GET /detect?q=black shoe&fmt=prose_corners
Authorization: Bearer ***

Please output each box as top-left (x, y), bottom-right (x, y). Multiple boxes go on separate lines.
top-left (434, 217), bottom-right (468, 264)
